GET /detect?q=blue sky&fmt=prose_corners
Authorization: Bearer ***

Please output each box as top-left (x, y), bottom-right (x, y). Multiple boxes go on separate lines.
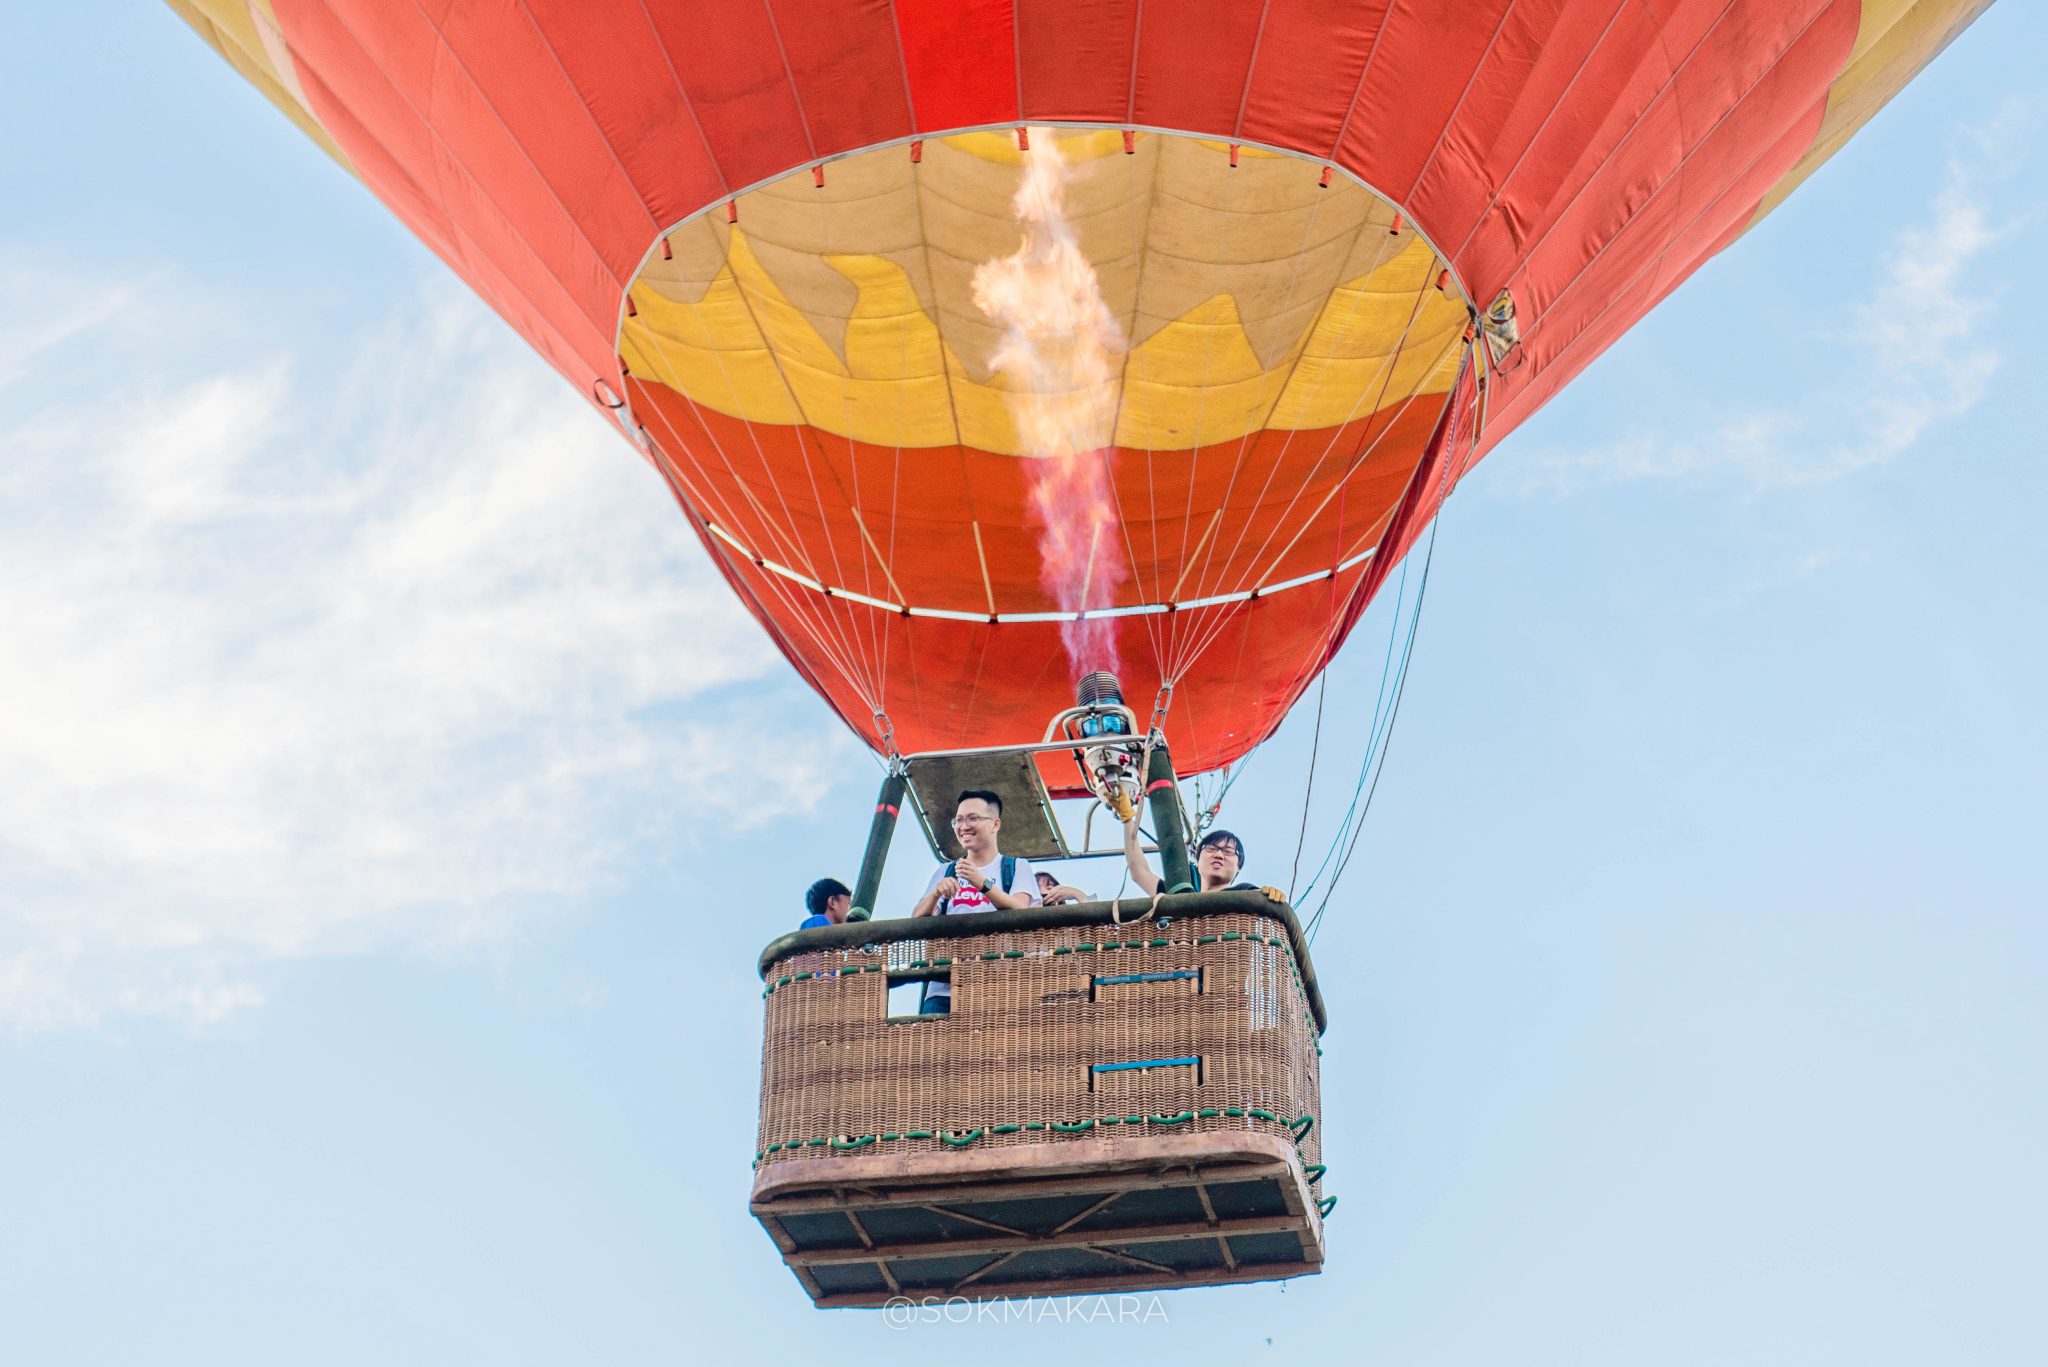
top-left (1, 6), bottom-right (2043, 1363)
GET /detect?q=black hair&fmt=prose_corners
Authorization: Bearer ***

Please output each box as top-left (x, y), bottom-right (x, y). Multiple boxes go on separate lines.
top-left (1197, 829), bottom-right (1246, 864)
top-left (805, 877), bottom-right (851, 919)
top-left (955, 789), bottom-right (1004, 817)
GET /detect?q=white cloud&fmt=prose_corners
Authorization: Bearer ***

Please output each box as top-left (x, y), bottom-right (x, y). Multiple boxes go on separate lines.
top-left (0, 271), bottom-right (851, 1031)
top-left (1499, 102), bottom-right (2035, 497)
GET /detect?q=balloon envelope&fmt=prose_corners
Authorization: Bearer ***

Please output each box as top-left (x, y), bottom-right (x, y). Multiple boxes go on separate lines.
top-left (168, 0), bottom-right (1992, 775)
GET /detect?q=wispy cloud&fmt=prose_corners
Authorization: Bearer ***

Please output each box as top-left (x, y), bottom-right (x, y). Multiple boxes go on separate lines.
top-left (1500, 102), bottom-right (2037, 497)
top-left (0, 270), bottom-right (849, 1031)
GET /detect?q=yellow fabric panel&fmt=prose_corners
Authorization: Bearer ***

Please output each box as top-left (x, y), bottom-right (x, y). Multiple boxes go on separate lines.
top-left (1749, 0), bottom-right (1994, 226)
top-left (621, 131), bottom-right (1464, 454)
top-left (163, 0), bottom-right (352, 171)
top-left (1116, 294), bottom-right (1295, 450)
top-left (622, 251), bottom-right (804, 428)
top-left (748, 240), bottom-right (964, 450)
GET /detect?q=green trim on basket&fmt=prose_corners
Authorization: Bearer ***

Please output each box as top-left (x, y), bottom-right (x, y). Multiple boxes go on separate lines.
top-left (753, 1104), bottom-right (1317, 1166)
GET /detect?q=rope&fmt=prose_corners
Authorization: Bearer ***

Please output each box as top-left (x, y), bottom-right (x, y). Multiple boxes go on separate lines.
top-left (1304, 512), bottom-right (1441, 941)
top-left (1287, 671), bottom-right (1329, 901)
top-left (1112, 726), bottom-right (1167, 926)
top-left (1294, 546), bottom-right (1418, 909)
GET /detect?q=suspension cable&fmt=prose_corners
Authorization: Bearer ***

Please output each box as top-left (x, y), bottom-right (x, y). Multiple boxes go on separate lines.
top-left (1303, 512), bottom-right (1441, 943)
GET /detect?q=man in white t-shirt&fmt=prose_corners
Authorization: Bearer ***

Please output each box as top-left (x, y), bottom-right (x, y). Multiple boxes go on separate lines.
top-left (910, 789), bottom-right (1039, 1013)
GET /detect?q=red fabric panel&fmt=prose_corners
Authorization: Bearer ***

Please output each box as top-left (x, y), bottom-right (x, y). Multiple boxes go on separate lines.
top-left (1406, 0), bottom-right (1628, 267)
top-left (893, 0), bottom-right (1018, 130)
top-left (525, 0), bottom-right (732, 223)
top-left (638, 0), bottom-right (816, 190)
top-left (763, 0), bottom-right (916, 155)
top-left (1333, 1), bottom-right (1511, 196)
top-left (1447, 0), bottom-right (1693, 293)
top-left (1129, 0), bottom-right (1264, 136)
top-left (1511, 1), bottom-right (1844, 317)
top-left (1236, 0), bottom-right (1390, 156)
top-left (434, 2), bottom-right (655, 271)
top-left (1016, 0), bottom-right (1140, 122)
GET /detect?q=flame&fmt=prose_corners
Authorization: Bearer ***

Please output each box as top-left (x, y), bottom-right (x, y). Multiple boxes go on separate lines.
top-left (972, 131), bottom-right (1128, 677)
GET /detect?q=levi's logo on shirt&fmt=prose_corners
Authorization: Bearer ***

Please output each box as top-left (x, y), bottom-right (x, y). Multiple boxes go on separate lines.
top-left (948, 865), bottom-right (996, 911)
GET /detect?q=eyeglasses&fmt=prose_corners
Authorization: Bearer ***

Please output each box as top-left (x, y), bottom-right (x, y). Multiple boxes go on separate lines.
top-left (1202, 844), bottom-right (1242, 861)
top-left (952, 813), bottom-right (995, 828)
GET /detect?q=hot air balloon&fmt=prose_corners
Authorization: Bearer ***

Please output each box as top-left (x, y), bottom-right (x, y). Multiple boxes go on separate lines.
top-left (169, 0), bottom-right (1993, 1305)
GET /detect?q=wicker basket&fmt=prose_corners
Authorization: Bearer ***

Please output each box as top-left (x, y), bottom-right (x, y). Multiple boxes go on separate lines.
top-left (751, 890), bottom-right (1330, 1306)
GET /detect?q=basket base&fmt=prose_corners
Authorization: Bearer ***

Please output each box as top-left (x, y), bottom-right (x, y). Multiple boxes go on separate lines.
top-left (750, 1130), bottom-right (1324, 1307)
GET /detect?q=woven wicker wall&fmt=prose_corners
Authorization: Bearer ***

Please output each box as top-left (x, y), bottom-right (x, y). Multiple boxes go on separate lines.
top-left (755, 909), bottom-right (1322, 1179)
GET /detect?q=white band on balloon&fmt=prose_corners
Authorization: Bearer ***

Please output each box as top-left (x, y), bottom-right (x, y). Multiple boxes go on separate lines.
top-left (703, 520), bottom-right (1376, 622)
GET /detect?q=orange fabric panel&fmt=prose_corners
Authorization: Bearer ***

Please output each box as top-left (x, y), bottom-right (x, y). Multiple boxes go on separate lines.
top-left (627, 378), bottom-right (1435, 618)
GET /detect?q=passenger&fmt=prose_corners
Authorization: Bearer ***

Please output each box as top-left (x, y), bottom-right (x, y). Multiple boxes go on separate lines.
top-left (911, 790), bottom-right (1040, 1013)
top-left (799, 876), bottom-right (852, 929)
top-left (1035, 870), bottom-right (1091, 905)
top-left (1122, 819), bottom-right (1285, 901)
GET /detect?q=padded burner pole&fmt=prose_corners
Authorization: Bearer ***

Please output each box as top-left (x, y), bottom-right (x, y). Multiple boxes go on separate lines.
top-left (850, 766), bottom-right (906, 920)
top-left (1144, 743), bottom-right (1195, 894)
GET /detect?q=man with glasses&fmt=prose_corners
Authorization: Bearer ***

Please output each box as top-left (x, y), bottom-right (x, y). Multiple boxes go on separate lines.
top-left (910, 789), bottom-right (1040, 1013)
top-left (1122, 819), bottom-right (1283, 901)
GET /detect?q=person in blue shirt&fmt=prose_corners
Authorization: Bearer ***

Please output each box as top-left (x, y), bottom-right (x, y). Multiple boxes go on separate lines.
top-left (800, 877), bottom-right (852, 930)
